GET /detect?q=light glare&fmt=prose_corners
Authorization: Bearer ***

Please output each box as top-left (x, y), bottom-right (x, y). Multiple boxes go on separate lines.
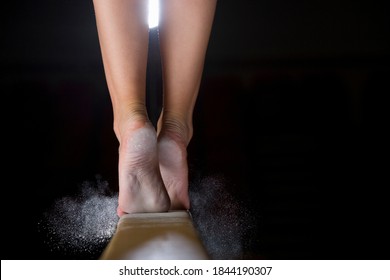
top-left (148, 0), bottom-right (159, 28)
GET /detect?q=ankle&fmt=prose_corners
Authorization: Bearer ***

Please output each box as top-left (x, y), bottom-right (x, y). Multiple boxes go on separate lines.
top-left (158, 117), bottom-right (193, 147)
top-left (114, 110), bottom-right (152, 143)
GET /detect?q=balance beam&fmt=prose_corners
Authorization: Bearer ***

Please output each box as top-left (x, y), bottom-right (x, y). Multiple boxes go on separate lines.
top-left (100, 210), bottom-right (210, 260)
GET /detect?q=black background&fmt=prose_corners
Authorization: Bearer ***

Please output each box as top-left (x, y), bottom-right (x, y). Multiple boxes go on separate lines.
top-left (2, 0), bottom-right (389, 259)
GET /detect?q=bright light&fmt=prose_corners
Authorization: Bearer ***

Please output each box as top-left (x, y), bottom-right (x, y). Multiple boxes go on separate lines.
top-left (148, 0), bottom-right (159, 28)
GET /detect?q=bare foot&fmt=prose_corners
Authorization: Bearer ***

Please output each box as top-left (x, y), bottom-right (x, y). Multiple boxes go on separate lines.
top-left (117, 122), bottom-right (170, 216)
top-left (158, 134), bottom-right (190, 210)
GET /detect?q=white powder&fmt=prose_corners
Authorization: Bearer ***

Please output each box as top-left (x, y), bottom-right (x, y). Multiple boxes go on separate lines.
top-left (38, 175), bottom-right (119, 258)
top-left (127, 126), bottom-right (157, 154)
top-left (38, 174), bottom-right (257, 259)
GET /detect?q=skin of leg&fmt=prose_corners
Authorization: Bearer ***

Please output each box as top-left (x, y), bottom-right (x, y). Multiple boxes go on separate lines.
top-left (157, 0), bottom-right (218, 210)
top-left (93, 0), bottom-right (170, 215)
